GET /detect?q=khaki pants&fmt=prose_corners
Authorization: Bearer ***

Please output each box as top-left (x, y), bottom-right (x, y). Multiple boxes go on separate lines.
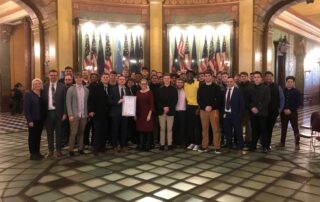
top-left (158, 115), bottom-right (174, 146)
top-left (69, 117), bottom-right (87, 151)
top-left (200, 110), bottom-right (220, 149)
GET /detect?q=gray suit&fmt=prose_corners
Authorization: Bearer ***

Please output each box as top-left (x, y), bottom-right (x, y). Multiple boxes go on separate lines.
top-left (66, 84), bottom-right (89, 151)
top-left (43, 82), bottom-right (66, 152)
top-left (66, 84), bottom-right (89, 118)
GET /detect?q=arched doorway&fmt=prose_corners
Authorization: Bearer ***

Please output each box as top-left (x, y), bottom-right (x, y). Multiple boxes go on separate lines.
top-left (260, 0), bottom-right (320, 105)
top-left (0, 0), bottom-right (48, 112)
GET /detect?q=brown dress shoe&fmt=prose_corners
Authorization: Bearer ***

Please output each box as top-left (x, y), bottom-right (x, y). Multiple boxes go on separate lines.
top-left (56, 151), bottom-right (64, 157)
top-left (47, 151), bottom-right (54, 158)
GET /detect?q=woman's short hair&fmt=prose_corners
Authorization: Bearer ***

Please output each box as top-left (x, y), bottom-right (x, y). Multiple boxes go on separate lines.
top-left (31, 78), bottom-right (43, 90)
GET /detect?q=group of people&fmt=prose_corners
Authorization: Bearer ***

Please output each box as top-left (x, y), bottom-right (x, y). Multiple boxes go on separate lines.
top-left (23, 66), bottom-right (302, 160)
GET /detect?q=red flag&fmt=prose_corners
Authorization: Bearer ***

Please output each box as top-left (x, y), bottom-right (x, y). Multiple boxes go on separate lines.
top-left (183, 37), bottom-right (191, 71)
top-left (177, 34), bottom-right (185, 70)
top-left (104, 34), bottom-right (113, 73)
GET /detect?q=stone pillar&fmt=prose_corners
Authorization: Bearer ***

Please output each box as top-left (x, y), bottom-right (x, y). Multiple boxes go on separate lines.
top-left (57, 0), bottom-right (73, 71)
top-left (31, 24), bottom-right (43, 79)
top-left (239, 0), bottom-right (253, 73)
top-left (253, 27), bottom-right (263, 71)
top-left (294, 36), bottom-right (305, 93)
top-left (149, 0), bottom-right (163, 72)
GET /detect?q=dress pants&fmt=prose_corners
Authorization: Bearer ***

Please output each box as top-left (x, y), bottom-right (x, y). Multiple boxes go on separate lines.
top-left (186, 105), bottom-right (201, 145)
top-left (45, 110), bottom-right (62, 152)
top-left (92, 116), bottom-right (109, 151)
top-left (266, 112), bottom-right (279, 148)
top-left (28, 120), bottom-right (44, 155)
top-left (200, 110), bottom-right (220, 149)
top-left (173, 111), bottom-right (187, 146)
top-left (69, 117), bottom-right (87, 151)
top-left (280, 110), bottom-right (300, 145)
top-left (111, 116), bottom-right (128, 148)
top-left (224, 113), bottom-right (244, 149)
top-left (250, 115), bottom-right (268, 150)
top-left (159, 115), bottom-right (174, 146)
top-left (242, 111), bottom-right (252, 143)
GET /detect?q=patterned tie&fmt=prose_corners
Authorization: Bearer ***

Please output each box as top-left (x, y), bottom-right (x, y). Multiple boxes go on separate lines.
top-left (226, 88), bottom-right (231, 110)
top-left (120, 87), bottom-right (125, 98)
top-left (51, 84), bottom-right (56, 107)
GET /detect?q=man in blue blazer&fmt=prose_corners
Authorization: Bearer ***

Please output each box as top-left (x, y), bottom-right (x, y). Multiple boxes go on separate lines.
top-left (109, 75), bottom-right (131, 152)
top-left (223, 76), bottom-right (245, 151)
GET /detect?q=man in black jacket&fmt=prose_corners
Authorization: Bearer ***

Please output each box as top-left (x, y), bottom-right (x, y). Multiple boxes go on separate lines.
top-left (238, 72), bottom-right (253, 146)
top-left (88, 73), bottom-right (110, 155)
top-left (279, 76), bottom-right (301, 150)
top-left (197, 71), bottom-right (221, 153)
top-left (248, 71), bottom-right (270, 153)
top-left (264, 71), bottom-right (284, 151)
top-left (156, 74), bottom-right (178, 150)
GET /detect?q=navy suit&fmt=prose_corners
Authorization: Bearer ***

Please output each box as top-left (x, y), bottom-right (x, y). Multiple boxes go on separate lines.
top-left (109, 85), bottom-right (131, 148)
top-left (223, 87), bottom-right (245, 149)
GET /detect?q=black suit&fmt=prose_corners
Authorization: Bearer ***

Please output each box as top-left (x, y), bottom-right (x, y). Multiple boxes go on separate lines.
top-left (109, 85), bottom-right (131, 148)
top-left (223, 87), bottom-right (245, 149)
top-left (43, 82), bottom-right (66, 152)
top-left (88, 82), bottom-right (110, 152)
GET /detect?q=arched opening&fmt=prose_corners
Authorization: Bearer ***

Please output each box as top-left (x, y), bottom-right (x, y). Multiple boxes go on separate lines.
top-left (262, 0), bottom-right (320, 105)
top-left (0, 0), bottom-right (45, 112)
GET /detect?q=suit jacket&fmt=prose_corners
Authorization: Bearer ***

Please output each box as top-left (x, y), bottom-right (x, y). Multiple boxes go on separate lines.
top-left (43, 82), bottom-right (66, 119)
top-left (66, 84), bottom-right (89, 118)
top-left (223, 87), bottom-right (245, 118)
top-left (108, 85), bottom-right (131, 117)
top-left (88, 82), bottom-right (110, 120)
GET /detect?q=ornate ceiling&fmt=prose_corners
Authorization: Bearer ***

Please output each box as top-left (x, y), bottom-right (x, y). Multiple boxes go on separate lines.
top-left (0, 0), bottom-right (28, 25)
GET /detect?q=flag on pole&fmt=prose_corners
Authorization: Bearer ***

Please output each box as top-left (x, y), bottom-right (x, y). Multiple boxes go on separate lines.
top-left (172, 38), bottom-right (179, 72)
top-left (91, 34), bottom-right (97, 71)
top-left (208, 36), bottom-right (217, 74)
top-left (191, 35), bottom-right (198, 72)
top-left (132, 35), bottom-right (140, 73)
top-left (177, 33), bottom-right (185, 70)
top-left (138, 35), bottom-right (144, 69)
top-left (97, 34), bottom-right (105, 75)
top-left (115, 39), bottom-right (123, 73)
top-left (104, 34), bottom-right (113, 73)
top-left (221, 36), bottom-right (229, 72)
top-left (200, 36), bottom-right (208, 72)
top-left (184, 37), bottom-right (190, 71)
top-left (129, 33), bottom-right (135, 73)
top-left (123, 34), bottom-right (129, 72)
top-left (215, 36), bottom-right (221, 71)
top-left (82, 33), bottom-right (92, 69)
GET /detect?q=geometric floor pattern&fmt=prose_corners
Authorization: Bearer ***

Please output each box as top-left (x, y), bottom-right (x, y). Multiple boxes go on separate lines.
top-left (0, 112), bottom-right (27, 134)
top-left (0, 105), bottom-right (320, 202)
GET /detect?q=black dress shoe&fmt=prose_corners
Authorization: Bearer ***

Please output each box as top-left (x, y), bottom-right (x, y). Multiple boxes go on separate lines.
top-left (262, 148), bottom-right (268, 153)
top-left (30, 154), bottom-right (42, 161)
top-left (159, 146), bottom-right (165, 151)
top-left (69, 151), bottom-right (75, 157)
top-left (168, 145), bottom-right (174, 150)
top-left (78, 150), bottom-right (85, 155)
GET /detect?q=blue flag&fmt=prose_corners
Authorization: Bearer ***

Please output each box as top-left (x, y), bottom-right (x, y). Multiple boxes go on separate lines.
top-left (115, 40), bottom-right (123, 73)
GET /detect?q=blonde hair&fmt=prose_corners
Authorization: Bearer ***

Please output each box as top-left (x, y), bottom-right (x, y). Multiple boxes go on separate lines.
top-left (31, 78), bottom-right (43, 90)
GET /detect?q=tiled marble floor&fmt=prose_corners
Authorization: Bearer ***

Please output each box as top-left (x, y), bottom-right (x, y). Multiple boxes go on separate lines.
top-left (0, 105), bottom-right (320, 202)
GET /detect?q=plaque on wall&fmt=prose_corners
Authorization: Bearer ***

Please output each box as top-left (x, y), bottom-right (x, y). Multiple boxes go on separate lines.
top-left (167, 22), bottom-right (233, 75)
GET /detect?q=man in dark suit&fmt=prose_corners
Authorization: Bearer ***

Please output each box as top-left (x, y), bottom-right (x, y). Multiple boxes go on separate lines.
top-left (223, 76), bottom-right (245, 152)
top-left (88, 73), bottom-right (111, 155)
top-left (109, 75), bottom-right (131, 152)
top-left (43, 69), bottom-right (67, 157)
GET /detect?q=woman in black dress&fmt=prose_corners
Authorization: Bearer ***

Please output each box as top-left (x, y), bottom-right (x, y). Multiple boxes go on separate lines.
top-left (24, 78), bottom-right (46, 160)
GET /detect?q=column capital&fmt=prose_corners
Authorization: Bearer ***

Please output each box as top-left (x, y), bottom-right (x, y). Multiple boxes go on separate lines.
top-left (148, 0), bottom-right (164, 4)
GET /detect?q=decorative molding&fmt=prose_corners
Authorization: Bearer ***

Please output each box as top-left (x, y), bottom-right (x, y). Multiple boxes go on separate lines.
top-left (0, 24), bottom-right (13, 43)
top-left (274, 11), bottom-right (320, 43)
top-left (163, 0), bottom-right (238, 6)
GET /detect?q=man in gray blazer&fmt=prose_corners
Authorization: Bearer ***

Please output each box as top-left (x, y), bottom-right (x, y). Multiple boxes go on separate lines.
top-left (43, 69), bottom-right (67, 157)
top-left (66, 73), bottom-right (89, 156)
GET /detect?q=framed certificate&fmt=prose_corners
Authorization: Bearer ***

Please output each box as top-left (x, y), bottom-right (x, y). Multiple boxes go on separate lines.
top-left (122, 96), bottom-right (136, 117)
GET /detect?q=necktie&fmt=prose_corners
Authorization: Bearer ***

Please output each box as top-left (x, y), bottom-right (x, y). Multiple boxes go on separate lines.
top-left (120, 87), bottom-right (125, 98)
top-left (226, 88), bottom-right (231, 110)
top-left (51, 84), bottom-right (56, 107)
top-left (104, 86), bottom-right (108, 95)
